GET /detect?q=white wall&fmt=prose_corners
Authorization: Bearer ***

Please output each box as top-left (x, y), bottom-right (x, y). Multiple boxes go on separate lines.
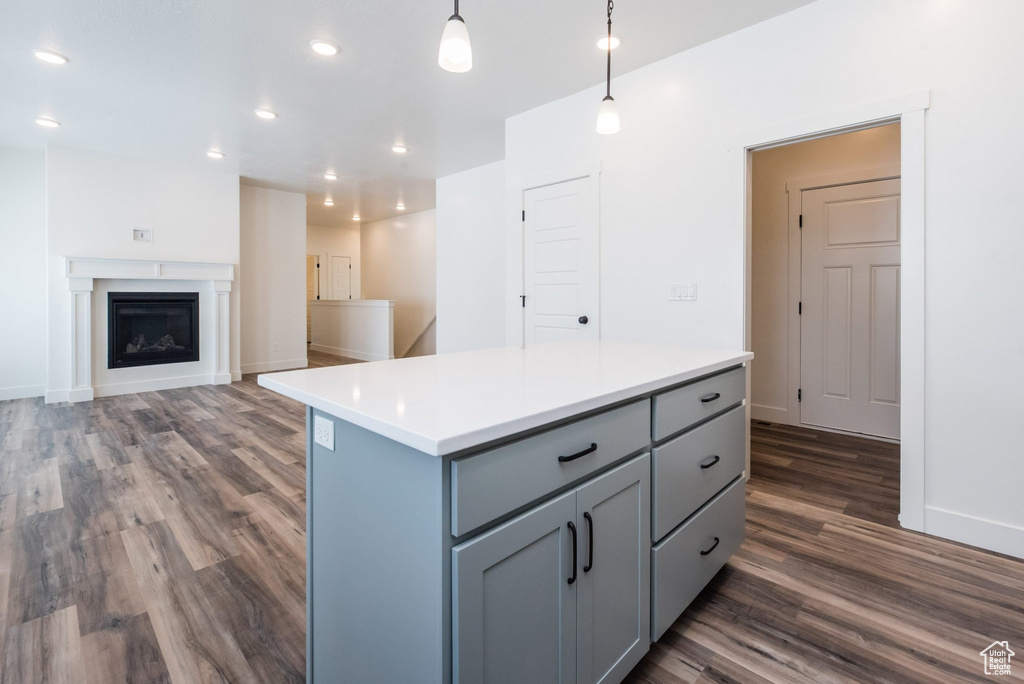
top-left (0, 147), bottom-right (47, 399)
top-left (436, 160), bottom-right (506, 353)
top-left (361, 209), bottom-right (436, 357)
top-left (45, 146), bottom-right (240, 400)
top-left (307, 223), bottom-right (361, 300)
top-left (240, 184), bottom-right (307, 374)
top-left (751, 124), bottom-right (901, 423)
top-left (502, 0), bottom-right (1024, 557)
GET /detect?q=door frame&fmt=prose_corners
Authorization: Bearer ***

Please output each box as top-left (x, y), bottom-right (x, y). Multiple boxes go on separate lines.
top-left (735, 90), bottom-right (929, 532)
top-left (507, 164), bottom-right (603, 347)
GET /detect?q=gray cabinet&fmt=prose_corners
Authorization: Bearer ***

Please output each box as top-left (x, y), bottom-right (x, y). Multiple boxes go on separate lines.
top-left (453, 455), bottom-right (650, 684)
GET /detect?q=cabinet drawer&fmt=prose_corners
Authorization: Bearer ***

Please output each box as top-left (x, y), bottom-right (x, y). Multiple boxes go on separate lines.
top-left (651, 476), bottom-right (745, 641)
top-left (652, 366), bottom-right (745, 442)
top-left (652, 405), bottom-right (745, 541)
top-left (452, 399), bottom-right (651, 537)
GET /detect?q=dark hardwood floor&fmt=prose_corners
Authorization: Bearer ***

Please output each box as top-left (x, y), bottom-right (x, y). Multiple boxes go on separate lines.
top-left (1, 356), bottom-right (1021, 683)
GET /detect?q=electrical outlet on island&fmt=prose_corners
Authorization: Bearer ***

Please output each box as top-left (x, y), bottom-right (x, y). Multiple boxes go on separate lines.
top-left (314, 415), bottom-right (335, 451)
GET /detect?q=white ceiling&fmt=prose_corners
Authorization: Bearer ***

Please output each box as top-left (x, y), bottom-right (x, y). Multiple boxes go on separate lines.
top-left (1, 0), bottom-right (815, 225)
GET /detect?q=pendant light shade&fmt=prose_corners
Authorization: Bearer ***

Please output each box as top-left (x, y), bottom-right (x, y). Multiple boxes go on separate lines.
top-left (596, 96), bottom-right (620, 134)
top-left (439, 2), bottom-right (472, 73)
top-left (596, 0), bottom-right (620, 134)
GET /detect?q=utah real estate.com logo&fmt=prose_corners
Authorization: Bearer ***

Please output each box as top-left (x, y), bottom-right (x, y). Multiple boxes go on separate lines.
top-left (980, 641), bottom-right (1014, 676)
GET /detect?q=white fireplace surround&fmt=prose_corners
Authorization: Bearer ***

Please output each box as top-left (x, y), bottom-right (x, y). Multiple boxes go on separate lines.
top-left (61, 256), bottom-right (235, 403)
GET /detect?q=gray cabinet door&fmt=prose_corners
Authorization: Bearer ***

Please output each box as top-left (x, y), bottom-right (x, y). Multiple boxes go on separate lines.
top-left (453, 490), bottom-right (578, 684)
top-left (576, 455), bottom-right (651, 684)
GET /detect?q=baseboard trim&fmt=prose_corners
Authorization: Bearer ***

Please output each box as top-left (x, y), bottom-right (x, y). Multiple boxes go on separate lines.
top-left (309, 343), bottom-right (392, 362)
top-left (240, 359), bottom-right (309, 375)
top-left (750, 404), bottom-right (789, 424)
top-left (924, 505), bottom-right (1024, 560)
top-left (0, 384), bottom-right (45, 401)
top-left (92, 374), bottom-right (221, 399)
top-left (230, 371), bottom-right (243, 382)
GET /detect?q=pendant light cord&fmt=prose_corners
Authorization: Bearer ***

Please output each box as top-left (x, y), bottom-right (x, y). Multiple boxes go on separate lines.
top-left (454, 0), bottom-right (459, 17)
top-left (606, 0), bottom-right (614, 98)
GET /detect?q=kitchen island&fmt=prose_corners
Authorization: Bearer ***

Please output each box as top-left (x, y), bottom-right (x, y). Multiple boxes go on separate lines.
top-left (258, 340), bottom-right (753, 684)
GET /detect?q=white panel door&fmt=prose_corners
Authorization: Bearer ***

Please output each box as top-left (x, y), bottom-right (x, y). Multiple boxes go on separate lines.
top-left (524, 177), bottom-right (598, 346)
top-left (801, 178), bottom-right (901, 439)
top-left (331, 255), bottom-right (351, 300)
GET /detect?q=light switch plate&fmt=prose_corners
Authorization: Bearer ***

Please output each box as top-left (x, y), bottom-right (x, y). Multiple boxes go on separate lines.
top-left (669, 283), bottom-right (697, 301)
top-left (132, 228), bottom-right (153, 242)
top-left (314, 415), bottom-right (335, 451)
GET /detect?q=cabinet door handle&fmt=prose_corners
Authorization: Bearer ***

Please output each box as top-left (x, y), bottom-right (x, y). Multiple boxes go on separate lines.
top-left (558, 443), bottom-right (597, 463)
top-left (583, 512), bottom-right (594, 573)
top-left (567, 521), bottom-right (578, 585)
top-left (700, 392), bottom-right (721, 403)
top-left (699, 455), bottom-right (721, 469)
top-left (700, 536), bottom-right (721, 556)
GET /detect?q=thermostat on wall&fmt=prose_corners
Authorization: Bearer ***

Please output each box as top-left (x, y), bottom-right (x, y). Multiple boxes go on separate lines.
top-left (132, 228), bottom-right (153, 242)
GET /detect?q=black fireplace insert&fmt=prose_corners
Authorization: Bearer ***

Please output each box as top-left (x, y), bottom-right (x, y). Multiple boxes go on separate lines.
top-left (108, 292), bottom-right (200, 369)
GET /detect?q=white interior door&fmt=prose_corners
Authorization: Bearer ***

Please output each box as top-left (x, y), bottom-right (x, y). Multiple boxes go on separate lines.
top-left (801, 178), bottom-right (901, 439)
top-left (331, 255), bottom-right (351, 300)
top-left (523, 177), bottom-right (598, 346)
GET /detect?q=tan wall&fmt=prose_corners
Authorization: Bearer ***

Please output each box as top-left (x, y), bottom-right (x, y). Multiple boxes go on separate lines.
top-left (751, 124), bottom-right (900, 422)
top-left (360, 209), bottom-right (436, 357)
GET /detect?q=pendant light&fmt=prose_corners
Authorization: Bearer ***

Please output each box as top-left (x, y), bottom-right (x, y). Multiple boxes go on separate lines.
top-left (596, 0), bottom-right (620, 134)
top-left (438, 0), bottom-right (473, 73)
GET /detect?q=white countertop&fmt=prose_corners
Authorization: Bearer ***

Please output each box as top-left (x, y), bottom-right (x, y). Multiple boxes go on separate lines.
top-left (258, 340), bottom-right (752, 456)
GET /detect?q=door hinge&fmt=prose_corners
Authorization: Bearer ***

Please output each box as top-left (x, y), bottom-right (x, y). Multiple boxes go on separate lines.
top-left (520, 294), bottom-right (526, 308)
top-left (798, 389), bottom-right (802, 402)
top-left (316, 295), bottom-right (320, 300)
top-left (522, 210), bottom-right (526, 221)
top-left (798, 301), bottom-right (802, 315)
top-left (349, 264), bottom-right (351, 269)
top-left (316, 263), bottom-right (320, 268)
top-left (799, 214), bottom-right (803, 228)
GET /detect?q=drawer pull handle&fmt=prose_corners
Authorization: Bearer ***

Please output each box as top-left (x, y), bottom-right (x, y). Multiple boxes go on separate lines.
top-left (700, 455), bottom-right (721, 470)
top-left (700, 392), bottom-right (722, 403)
top-left (583, 512), bottom-right (594, 573)
top-left (558, 443), bottom-right (598, 463)
top-left (700, 536), bottom-right (721, 556)
top-left (567, 521), bottom-right (578, 585)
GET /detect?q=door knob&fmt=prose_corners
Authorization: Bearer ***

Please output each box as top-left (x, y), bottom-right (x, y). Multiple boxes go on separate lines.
top-left (578, 315), bottom-right (589, 325)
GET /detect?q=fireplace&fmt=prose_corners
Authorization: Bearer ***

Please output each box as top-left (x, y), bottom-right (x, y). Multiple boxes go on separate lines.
top-left (108, 292), bottom-right (200, 369)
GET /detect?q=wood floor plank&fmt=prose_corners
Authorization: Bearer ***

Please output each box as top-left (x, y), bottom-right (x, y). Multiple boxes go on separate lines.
top-left (100, 461), bottom-right (166, 530)
top-left (120, 521), bottom-right (256, 684)
top-left (80, 612), bottom-right (172, 684)
top-left (1, 605), bottom-right (83, 684)
top-left (17, 458), bottom-right (63, 516)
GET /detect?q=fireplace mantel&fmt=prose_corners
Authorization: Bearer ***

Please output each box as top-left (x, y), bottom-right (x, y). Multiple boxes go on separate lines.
top-left (62, 256), bottom-right (235, 402)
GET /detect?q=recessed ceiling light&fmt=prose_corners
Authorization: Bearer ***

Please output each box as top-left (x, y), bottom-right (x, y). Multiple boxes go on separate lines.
top-left (254, 108), bottom-right (278, 120)
top-left (35, 117), bottom-right (61, 128)
top-left (33, 49), bottom-right (69, 65)
top-left (391, 144), bottom-right (407, 154)
top-left (396, 202), bottom-right (405, 211)
top-left (597, 35), bottom-right (621, 50)
top-left (309, 40), bottom-right (339, 56)
top-left (324, 172), bottom-right (337, 181)
top-left (324, 198), bottom-right (334, 206)
top-left (207, 149), bottom-right (225, 159)
top-left (352, 214), bottom-right (361, 221)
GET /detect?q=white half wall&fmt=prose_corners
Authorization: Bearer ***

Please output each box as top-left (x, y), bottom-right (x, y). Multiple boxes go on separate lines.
top-left (240, 184), bottom-right (308, 374)
top-left (45, 145), bottom-right (241, 400)
top-left (750, 124), bottom-right (901, 424)
top-left (310, 300), bottom-right (394, 361)
top-left (307, 223), bottom-right (361, 300)
top-left (361, 209), bottom-right (436, 357)
top-left (502, 0), bottom-right (1024, 557)
top-left (0, 147), bottom-right (46, 400)
top-left (436, 160), bottom-right (506, 354)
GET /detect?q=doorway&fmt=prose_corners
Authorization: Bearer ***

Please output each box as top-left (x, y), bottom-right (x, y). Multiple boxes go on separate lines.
top-left (750, 124), bottom-right (901, 440)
